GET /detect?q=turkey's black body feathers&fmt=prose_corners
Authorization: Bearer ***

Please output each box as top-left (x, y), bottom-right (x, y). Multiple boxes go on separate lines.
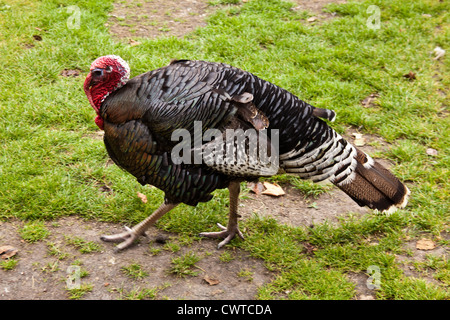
top-left (100, 60), bottom-right (409, 212)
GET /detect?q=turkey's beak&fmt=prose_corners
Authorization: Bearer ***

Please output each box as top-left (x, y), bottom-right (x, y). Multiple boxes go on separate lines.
top-left (84, 72), bottom-right (98, 114)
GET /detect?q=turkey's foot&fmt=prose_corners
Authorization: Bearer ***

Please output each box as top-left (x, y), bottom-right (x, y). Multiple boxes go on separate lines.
top-left (100, 226), bottom-right (143, 252)
top-left (200, 223), bottom-right (244, 249)
top-left (100, 202), bottom-right (178, 252)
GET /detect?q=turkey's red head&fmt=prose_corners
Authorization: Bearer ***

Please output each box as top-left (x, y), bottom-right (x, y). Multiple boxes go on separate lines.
top-left (84, 55), bottom-right (130, 130)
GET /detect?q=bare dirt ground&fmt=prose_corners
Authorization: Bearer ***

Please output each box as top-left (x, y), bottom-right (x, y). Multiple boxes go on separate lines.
top-left (3, 0), bottom-right (442, 301)
top-left (0, 217), bottom-right (271, 300)
top-left (106, 0), bottom-right (347, 40)
top-left (107, 0), bottom-right (212, 39)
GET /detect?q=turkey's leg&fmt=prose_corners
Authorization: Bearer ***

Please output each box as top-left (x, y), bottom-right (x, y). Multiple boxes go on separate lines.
top-left (200, 180), bottom-right (244, 248)
top-left (101, 201), bottom-right (178, 251)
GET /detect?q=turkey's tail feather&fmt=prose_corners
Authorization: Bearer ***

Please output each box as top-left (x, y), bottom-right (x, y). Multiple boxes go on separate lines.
top-left (280, 120), bottom-right (410, 214)
top-left (335, 148), bottom-right (410, 213)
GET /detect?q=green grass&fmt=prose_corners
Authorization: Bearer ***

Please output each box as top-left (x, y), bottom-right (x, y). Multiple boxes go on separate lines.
top-left (66, 283), bottom-right (94, 300)
top-left (121, 263), bottom-right (149, 280)
top-left (237, 268), bottom-right (254, 282)
top-left (265, 174), bottom-right (332, 198)
top-left (119, 287), bottom-right (160, 300)
top-left (0, 0), bottom-right (448, 299)
top-left (117, 283), bottom-right (170, 300)
top-left (0, 258), bottom-right (19, 271)
top-left (47, 241), bottom-right (70, 260)
top-left (19, 221), bottom-right (50, 243)
top-left (65, 236), bottom-right (103, 253)
top-left (219, 250), bottom-right (235, 262)
top-left (169, 251), bottom-right (202, 277)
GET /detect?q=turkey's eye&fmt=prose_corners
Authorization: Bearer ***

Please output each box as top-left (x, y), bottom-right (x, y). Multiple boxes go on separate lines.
top-left (92, 68), bottom-right (104, 77)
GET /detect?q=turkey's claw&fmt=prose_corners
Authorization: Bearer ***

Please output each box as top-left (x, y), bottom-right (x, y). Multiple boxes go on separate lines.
top-left (100, 226), bottom-right (141, 252)
top-left (199, 223), bottom-right (244, 249)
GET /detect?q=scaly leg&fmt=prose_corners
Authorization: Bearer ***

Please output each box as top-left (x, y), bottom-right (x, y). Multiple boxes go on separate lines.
top-left (200, 180), bottom-right (244, 248)
top-left (101, 201), bottom-right (178, 251)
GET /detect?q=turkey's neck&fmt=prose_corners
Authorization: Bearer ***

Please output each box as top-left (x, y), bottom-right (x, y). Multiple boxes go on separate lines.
top-left (86, 85), bottom-right (108, 130)
top-left (87, 81), bottom-right (122, 130)
top-left (84, 68), bottom-right (129, 130)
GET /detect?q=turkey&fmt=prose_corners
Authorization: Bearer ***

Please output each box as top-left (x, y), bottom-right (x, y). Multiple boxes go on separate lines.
top-left (84, 55), bottom-right (410, 251)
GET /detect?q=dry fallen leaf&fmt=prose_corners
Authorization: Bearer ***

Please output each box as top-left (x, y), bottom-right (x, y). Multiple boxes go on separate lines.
top-left (361, 93), bottom-right (380, 108)
top-left (307, 16), bottom-right (318, 22)
top-left (302, 242), bottom-right (317, 255)
top-left (261, 181), bottom-right (285, 197)
top-left (204, 275), bottom-right (220, 286)
top-left (403, 71), bottom-right (416, 81)
top-left (137, 192), bottom-right (147, 203)
top-left (416, 238), bottom-right (436, 250)
top-left (129, 39), bottom-right (141, 47)
top-left (426, 148), bottom-right (438, 156)
top-left (99, 184), bottom-right (112, 193)
top-left (0, 245), bottom-right (18, 259)
top-left (247, 181), bottom-right (264, 195)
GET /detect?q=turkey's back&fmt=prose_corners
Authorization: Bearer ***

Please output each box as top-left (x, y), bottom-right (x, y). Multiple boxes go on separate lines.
top-left (177, 61), bottom-right (356, 185)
